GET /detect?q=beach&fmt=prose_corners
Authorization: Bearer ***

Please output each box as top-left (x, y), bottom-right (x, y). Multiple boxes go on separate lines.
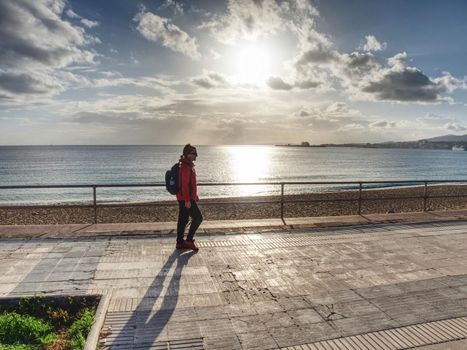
top-left (1, 184), bottom-right (467, 225)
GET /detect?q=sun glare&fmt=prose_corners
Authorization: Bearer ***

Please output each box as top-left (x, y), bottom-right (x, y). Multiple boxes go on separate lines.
top-left (227, 146), bottom-right (272, 196)
top-left (234, 45), bottom-right (272, 85)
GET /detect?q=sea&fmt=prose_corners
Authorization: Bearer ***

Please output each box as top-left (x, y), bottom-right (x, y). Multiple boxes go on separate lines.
top-left (1, 145), bottom-right (467, 205)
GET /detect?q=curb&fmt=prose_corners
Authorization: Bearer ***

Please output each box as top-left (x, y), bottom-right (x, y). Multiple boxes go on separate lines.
top-left (84, 294), bottom-right (111, 350)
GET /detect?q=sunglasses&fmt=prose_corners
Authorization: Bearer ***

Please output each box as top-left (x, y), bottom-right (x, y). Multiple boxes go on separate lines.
top-left (189, 150), bottom-right (198, 156)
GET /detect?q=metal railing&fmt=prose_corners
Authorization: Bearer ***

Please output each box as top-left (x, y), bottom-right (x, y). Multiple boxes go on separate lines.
top-left (1, 180), bottom-right (467, 224)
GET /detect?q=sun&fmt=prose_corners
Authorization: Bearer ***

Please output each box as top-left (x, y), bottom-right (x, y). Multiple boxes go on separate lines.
top-left (233, 45), bottom-right (272, 85)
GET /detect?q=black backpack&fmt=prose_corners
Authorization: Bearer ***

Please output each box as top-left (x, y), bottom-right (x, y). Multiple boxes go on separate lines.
top-left (165, 163), bottom-right (180, 195)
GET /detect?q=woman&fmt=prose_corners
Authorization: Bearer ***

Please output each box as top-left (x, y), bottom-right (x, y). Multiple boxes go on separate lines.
top-left (176, 144), bottom-right (203, 250)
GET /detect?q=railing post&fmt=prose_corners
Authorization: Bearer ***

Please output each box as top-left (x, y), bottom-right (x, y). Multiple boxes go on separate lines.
top-left (358, 182), bottom-right (363, 215)
top-left (93, 186), bottom-right (97, 224)
top-left (423, 181), bottom-right (428, 211)
top-left (280, 183), bottom-right (285, 225)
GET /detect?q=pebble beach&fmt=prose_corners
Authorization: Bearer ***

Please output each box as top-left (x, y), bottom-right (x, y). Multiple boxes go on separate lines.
top-left (1, 184), bottom-right (467, 225)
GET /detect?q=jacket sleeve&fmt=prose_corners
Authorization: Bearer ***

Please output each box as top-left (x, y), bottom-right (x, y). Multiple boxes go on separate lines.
top-left (179, 165), bottom-right (191, 202)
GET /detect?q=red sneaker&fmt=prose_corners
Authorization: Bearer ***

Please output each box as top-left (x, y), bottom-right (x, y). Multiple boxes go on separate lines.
top-left (176, 241), bottom-right (185, 250)
top-left (183, 239), bottom-right (199, 251)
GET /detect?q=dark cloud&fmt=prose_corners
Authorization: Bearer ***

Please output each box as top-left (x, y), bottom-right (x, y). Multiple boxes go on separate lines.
top-left (369, 120), bottom-right (397, 128)
top-left (0, 0), bottom-right (96, 101)
top-left (267, 77), bottom-right (321, 90)
top-left (295, 79), bottom-right (321, 89)
top-left (344, 52), bottom-right (378, 70)
top-left (266, 77), bottom-right (293, 90)
top-left (192, 71), bottom-right (228, 88)
top-left (0, 0), bottom-right (94, 70)
top-left (362, 67), bottom-right (445, 102)
top-left (294, 46), bottom-right (338, 68)
top-left (0, 71), bottom-right (60, 95)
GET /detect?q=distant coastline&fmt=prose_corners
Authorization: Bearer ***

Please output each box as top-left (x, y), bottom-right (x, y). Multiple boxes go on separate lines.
top-left (276, 138), bottom-right (467, 151)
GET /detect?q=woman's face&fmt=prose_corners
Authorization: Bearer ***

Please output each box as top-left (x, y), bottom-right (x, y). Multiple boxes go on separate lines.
top-left (187, 152), bottom-right (197, 161)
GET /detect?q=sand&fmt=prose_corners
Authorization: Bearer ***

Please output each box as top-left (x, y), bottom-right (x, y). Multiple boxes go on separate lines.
top-left (1, 184), bottom-right (467, 225)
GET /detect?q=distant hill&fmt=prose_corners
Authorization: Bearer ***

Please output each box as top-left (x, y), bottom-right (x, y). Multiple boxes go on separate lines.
top-left (422, 134), bottom-right (467, 142)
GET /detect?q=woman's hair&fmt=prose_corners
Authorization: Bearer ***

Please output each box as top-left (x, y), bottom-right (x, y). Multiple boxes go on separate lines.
top-left (182, 143), bottom-right (197, 157)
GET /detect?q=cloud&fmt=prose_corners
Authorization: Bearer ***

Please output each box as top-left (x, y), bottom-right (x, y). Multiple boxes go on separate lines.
top-left (159, 0), bottom-right (184, 15)
top-left (445, 122), bottom-right (467, 131)
top-left (191, 71), bottom-right (229, 89)
top-left (294, 45), bottom-right (339, 68)
top-left (335, 51), bottom-right (464, 103)
top-left (433, 72), bottom-right (467, 93)
top-left (416, 113), bottom-right (467, 132)
top-left (0, 71), bottom-right (62, 95)
top-left (66, 8), bottom-right (99, 28)
top-left (0, 0), bottom-right (96, 71)
top-left (369, 120), bottom-right (397, 128)
top-left (361, 67), bottom-right (449, 102)
top-left (130, 52), bottom-right (139, 64)
top-left (65, 9), bottom-right (80, 18)
top-left (293, 102), bottom-right (360, 122)
top-left (266, 77), bottom-right (293, 90)
top-left (387, 52), bottom-right (407, 70)
top-left (362, 35), bottom-right (387, 52)
top-left (295, 79), bottom-right (322, 89)
top-left (134, 9), bottom-right (200, 59)
top-left (80, 18), bottom-right (99, 28)
top-left (281, 4), bottom-right (465, 104)
top-left (0, 0), bottom-right (99, 102)
top-left (266, 76), bottom-right (321, 90)
top-left (210, 49), bottom-right (221, 60)
top-left (416, 113), bottom-right (452, 128)
top-left (338, 123), bottom-right (365, 131)
top-left (362, 68), bottom-right (436, 101)
top-left (200, 0), bottom-right (285, 44)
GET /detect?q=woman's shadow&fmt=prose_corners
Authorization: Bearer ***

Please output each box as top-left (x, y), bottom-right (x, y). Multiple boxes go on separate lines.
top-left (110, 249), bottom-right (197, 349)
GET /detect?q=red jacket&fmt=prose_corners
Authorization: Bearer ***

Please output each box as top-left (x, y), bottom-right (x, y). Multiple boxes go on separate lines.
top-left (176, 157), bottom-right (198, 202)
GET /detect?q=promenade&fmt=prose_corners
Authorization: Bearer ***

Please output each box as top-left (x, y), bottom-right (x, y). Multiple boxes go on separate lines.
top-left (2, 211), bottom-right (467, 349)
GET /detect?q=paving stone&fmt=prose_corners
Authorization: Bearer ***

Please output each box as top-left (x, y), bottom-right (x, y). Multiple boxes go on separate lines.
top-left (204, 335), bottom-right (242, 350)
top-left (4, 221), bottom-right (467, 349)
top-left (237, 330), bottom-right (278, 350)
top-left (287, 308), bottom-right (323, 325)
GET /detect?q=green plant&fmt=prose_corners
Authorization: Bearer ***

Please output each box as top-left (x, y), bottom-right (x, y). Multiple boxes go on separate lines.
top-left (0, 312), bottom-right (56, 347)
top-left (17, 296), bottom-right (44, 317)
top-left (0, 296), bottom-right (99, 350)
top-left (0, 344), bottom-right (36, 350)
top-left (67, 308), bottom-right (95, 349)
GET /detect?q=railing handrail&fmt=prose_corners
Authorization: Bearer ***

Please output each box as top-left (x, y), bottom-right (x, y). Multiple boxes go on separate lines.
top-left (2, 179), bottom-right (467, 225)
top-left (1, 179), bottom-right (467, 190)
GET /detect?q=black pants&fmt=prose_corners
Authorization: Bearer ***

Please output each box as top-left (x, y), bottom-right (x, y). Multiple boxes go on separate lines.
top-left (177, 200), bottom-right (203, 243)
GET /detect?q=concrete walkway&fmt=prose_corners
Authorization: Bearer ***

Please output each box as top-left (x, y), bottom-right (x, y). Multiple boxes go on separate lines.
top-left (2, 213), bottom-right (467, 349)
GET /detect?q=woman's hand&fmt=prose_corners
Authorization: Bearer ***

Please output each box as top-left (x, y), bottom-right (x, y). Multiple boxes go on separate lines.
top-left (185, 201), bottom-right (191, 209)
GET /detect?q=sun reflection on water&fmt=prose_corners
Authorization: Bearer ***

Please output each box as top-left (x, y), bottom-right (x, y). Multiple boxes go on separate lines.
top-left (226, 146), bottom-right (272, 196)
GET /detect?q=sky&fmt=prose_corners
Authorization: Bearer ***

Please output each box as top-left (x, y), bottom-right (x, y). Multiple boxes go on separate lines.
top-left (1, 0), bottom-right (467, 145)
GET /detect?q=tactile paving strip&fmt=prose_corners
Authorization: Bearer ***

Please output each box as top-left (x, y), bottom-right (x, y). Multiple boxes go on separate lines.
top-left (101, 311), bottom-right (205, 349)
top-left (281, 316), bottom-right (467, 350)
top-left (197, 231), bottom-right (411, 249)
top-left (132, 338), bottom-right (204, 349)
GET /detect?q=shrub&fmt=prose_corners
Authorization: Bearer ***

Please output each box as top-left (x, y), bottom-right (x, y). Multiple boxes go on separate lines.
top-left (67, 308), bottom-right (95, 349)
top-left (0, 344), bottom-right (37, 350)
top-left (0, 312), bottom-right (56, 348)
